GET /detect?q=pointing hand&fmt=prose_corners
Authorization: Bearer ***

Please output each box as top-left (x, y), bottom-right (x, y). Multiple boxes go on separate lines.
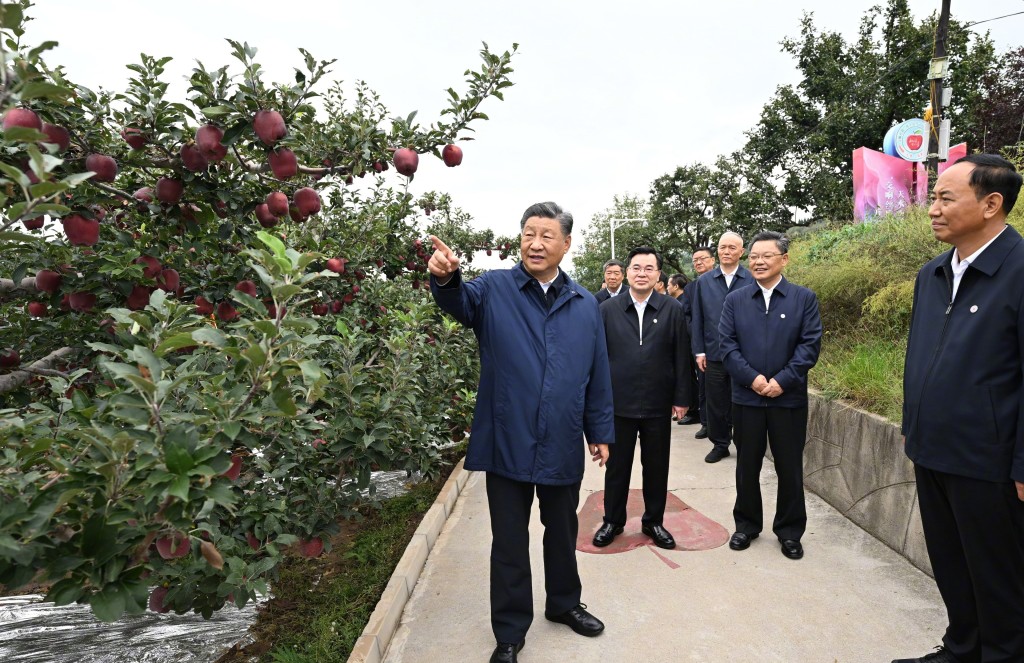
top-left (427, 235), bottom-right (461, 280)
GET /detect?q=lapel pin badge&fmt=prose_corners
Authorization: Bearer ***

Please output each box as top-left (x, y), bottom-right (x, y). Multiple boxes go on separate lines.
top-left (970, 305), bottom-right (978, 313)
top-left (780, 313), bottom-right (786, 319)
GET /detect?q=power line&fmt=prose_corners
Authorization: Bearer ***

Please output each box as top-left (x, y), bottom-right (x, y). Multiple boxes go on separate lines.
top-left (964, 10), bottom-right (1024, 28)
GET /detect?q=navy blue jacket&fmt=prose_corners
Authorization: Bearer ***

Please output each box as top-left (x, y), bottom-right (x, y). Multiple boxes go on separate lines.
top-left (690, 265), bottom-right (753, 361)
top-left (903, 225), bottom-right (1024, 484)
top-left (430, 263), bottom-right (615, 485)
top-left (719, 276), bottom-right (822, 408)
top-left (600, 291), bottom-right (691, 418)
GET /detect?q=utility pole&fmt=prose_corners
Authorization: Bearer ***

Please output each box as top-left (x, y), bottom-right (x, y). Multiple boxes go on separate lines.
top-left (926, 0), bottom-right (952, 188)
top-left (608, 218), bottom-right (645, 260)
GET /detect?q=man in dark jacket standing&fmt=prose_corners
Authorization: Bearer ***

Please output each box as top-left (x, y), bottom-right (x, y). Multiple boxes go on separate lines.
top-left (719, 231), bottom-right (821, 561)
top-left (668, 273), bottom-right (700, 426)
top-left (686, 247), bottom-right (717, 438)
top-left (428, 202), bottom-right (615, 663)
top-left (592, 248), bottom-right (691, 549)
top-left (691, 233), bottom-right (753, 462)
top-left (893, 155), bottom-right (1024, 663)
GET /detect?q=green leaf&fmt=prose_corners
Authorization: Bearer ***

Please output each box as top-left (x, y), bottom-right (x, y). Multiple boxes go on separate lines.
top-left (168, 474), bottom-right (191, 502)
top-left (222, 421), bottom-right (242, 441)
top-left (0, 161), bottom-right (30, 187)
top-left (20, 81), bottom-right (73, 101)
top-left (243, 343), bottom-right (267, 366)
top-left (156, 333), bottom-right (200, 356)
top-left (91, 586), bottom-right (127, 622)
top-left (256, 231), bottom-right (287, 260)
top-left (201, 105), bottom-right (232, 117)
top-left (192, 326), bottom-right (226, 347)
top-left (29, 181), bottom-right (68, 197)
top-left (0, 231), bottom-right (36, 244)
top-left (272, 388), bottom-right (297, 416)
top-left (3, 126), bottom-right (47, 142)
top-left (29, 203), bottom-right (70, 215)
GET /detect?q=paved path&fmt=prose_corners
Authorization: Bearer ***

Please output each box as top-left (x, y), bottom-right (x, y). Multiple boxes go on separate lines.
top-left (385, 423), bottom-right (947, 663)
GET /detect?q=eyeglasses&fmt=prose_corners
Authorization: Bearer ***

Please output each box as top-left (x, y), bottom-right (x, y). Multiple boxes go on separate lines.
top-left (692, 256), bottom-right (711, 263)
top-left (628, 265), bottom-right (659, 274)
top-left (748, 252), bottom-right (784, 262)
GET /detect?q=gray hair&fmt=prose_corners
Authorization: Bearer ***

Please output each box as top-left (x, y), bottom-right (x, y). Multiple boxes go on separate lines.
top-left (602, 259), bottom-right (626, 273)
top-left (520, 201), bottom-right (573, 236)
top-left (718, 231), bottom-right (744, 245)
top-left (749, 230), bottom-right (789, 254)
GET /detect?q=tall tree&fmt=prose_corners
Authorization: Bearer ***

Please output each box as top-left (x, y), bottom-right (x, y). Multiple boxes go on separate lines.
top-left (744, 0), bottom-right (998, 222)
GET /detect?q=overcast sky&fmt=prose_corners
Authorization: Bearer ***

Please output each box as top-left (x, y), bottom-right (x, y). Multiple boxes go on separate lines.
top-left (24, 1), bottom-right (1024, 263)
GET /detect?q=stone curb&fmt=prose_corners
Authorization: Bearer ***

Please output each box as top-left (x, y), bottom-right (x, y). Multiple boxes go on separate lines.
top-left (348, 458), bottom-right (469, 663)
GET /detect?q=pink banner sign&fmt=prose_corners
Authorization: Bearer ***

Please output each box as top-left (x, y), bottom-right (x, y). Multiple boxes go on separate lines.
top-left (853, 143), bottom-right (967, 222)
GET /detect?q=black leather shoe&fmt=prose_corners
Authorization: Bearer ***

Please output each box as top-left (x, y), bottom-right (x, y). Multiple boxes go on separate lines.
top-left (780, 539), bottom-right (804, 560)
top-left (704, 446), bottom-right (730, 463)
top-left (891, 645), bottom-right (960, 662)
top-left (641, 523), bottom-right (676, 549)
top-left (679, 414), bottom-right (699, 425)
top-left (489, 641), bottom-right (525, 663)
top-left (694, 425), bottom-right (708, 439)
top-left (545, 603), bottom-right (604, 637)
top-left (729, 531), bottom-right (758, 550)
top-left (592, 522), bottom-right (623, 547)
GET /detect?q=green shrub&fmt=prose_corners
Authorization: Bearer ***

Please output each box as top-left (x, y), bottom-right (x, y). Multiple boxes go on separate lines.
top-left (810, 336), bottom-right (906, 423)
top-left (861, 279), bottom-right (915, 339)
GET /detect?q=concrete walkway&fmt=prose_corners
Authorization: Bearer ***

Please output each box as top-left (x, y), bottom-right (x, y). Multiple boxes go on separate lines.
top-left (384, 423), bottom-right (948, 663)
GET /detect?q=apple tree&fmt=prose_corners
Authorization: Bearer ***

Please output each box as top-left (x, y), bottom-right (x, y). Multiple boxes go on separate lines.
top-left (0, 1), bottom-right (515, 621)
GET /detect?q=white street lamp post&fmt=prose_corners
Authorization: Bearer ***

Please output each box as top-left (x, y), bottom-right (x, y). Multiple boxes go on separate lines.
top-left (609, 217), bottom-right (646, 260)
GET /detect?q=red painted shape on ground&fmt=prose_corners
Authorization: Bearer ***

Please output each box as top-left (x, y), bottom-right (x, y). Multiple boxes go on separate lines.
top-left (577, 489), bottom-right (730, 559)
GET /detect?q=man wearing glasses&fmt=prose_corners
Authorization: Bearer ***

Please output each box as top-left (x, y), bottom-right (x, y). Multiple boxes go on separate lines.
top-left (718, 231), bottom-right (822, 560)
top-left (685, 247), bottom-right (716, 438)
top-left (690, 233), bottom-right (752, 462)
top-left (593, 247), bottom-right (691, 549)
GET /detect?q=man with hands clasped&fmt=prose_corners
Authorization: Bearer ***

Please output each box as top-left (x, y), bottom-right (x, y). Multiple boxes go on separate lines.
top-left (427, 202), bottom-right (615, 663)
top-left (718, 231), bottom-right (822, 561)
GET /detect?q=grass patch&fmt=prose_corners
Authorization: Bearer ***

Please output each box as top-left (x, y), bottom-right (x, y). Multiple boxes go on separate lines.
top-left (810, 335), bottom-right (906, 423)
top-left (216, 446), bottom-right (465, 663)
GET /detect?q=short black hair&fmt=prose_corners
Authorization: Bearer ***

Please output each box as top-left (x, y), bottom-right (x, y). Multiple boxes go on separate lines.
top-left (669, 273), bottom-right (689, 289)
top-left (658, 272), bottom-right (669, 288)
top-left (692, 246), bottom-right (714, 259)
top-left (520, 201), bottom-right (573, 235)
top-left (748, 230), bottom-right (789, 255)
top-left (955, 153), bottom-right (1022, 215)
top-left (625, 246), bottom-right (662, 269)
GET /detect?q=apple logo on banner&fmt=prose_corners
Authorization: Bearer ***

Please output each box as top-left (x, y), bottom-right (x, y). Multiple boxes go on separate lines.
top-left (884, 119), bottom-right (929, 162)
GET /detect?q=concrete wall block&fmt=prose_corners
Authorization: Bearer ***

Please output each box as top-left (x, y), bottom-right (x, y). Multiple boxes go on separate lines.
top-left (434, 473), bottom-right (461, 519)
top-left (803, 434), bottom-right (842, 478)
top-left (393, 534), bottom-right (429, 595)
top-left (839, 419), bottom-right (912, 505)
top-left (903, 493), bottom-right (933, 577)
top-left (845, 482), bottom-right (918, 555)
top-left (363, 577), bottom-right (410, 652)
top-left (413, 504), bottom-right (447, 550)
top-left (807, 394), bottom-right (831, 440)
top-left (804, 464), bottom-right (856, 513)
top-left (454, 465), bottom-right (470, 493)
top-left (349, 634), bottom-right (381, 663)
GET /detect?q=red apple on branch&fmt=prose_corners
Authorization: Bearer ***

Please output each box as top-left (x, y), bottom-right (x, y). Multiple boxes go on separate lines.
top-left (23, 216), bottom-right (44, 230)
top-left (293, 188), bottom-right (320, 216)
top-left (68, 291), bottom-right (97, 312)
top-left (126, 285), bottom-right (152, 310)
top-left (180, 143), bottom-right (208, 172)
top-left (62, 214), bottom-right (100, 246)
top-left (156, 178), bottom-right (184, 205)
top-left (442, 144), bottom-right (463, 167)
top-left (3, 107), bottom-right (41, 131)
top-left (266, 191), bottom-right (289, 217)
top-left (255, 203), bottom-right (278, 228)
top-left (268, 148), bottom-right (298, 179)
top-left (27, 301), bottom-right (47, 317)
top-left (85, 154), bottom-right (118, 182)
top-left (148, 586), bottom-right (171, 613)
top-left (234, 280), bottom-right (257, 297)
top-left (222, 453), bottom-right (243, 481)
top-left (326, 258), bottom-right (348, 273)
top-left (121, 127), bottom-right (146, 150)
top-left (195, 296), bottom-right (215, 316)
top-left (156, 269), bottom-right (179, 292)
top-left (298, 537), bottom-right (324, 558)
top-left (133, 187), bottom-right (154, 204)
top-left (195, 124), bottom-right (227, 161)
top-left (253, 110), bottom-right (286, 145)
top-left (155, 532), bottom-right (191, 560)
top-left (393, 147), bottom-right (419, 176)
top-left (216, 301), bottom-right (239, 322)
top-left (135, 255), bottom-right (162, 278)
top-left (35, 269), bottom-right (62, 293)
top-left (0, 349), bottom-right (20, 368)
top-left (41, 123), bottom-right (70, 152)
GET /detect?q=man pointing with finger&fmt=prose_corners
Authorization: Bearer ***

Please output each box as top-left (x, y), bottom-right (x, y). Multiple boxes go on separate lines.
top-left (428, 202), bottom-right (615, 663)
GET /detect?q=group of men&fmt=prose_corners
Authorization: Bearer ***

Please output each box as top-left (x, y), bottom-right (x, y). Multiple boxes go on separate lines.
top-left (427, 153), bottom-right (1024, 663)
top-left (591, 228), bottom-right (822, 562)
